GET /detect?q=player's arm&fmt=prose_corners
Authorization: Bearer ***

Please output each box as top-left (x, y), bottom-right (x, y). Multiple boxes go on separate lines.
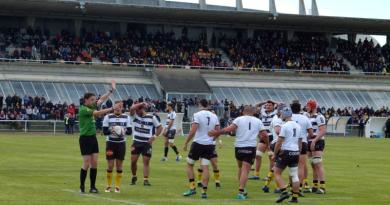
top-left (102, 115), bottom-right (111, 135)
top-left (209, 123), bottom-right (237, 139)
top-left (167, 114), bottom-right (175, 131)
top-left (183, 123), bottom-right (198, 151)
top-left (129, 102), bottom-right (148, 116)
top-left (149, 116), bottom-right (163, 144)
top-left (312, 116), bottom-right (326, 143)
top-left (125, 116), bottom-right (132, 136)
top-left (97, 80), bottom-right (116, 106)
top-left (298, 138), bottom-right (303, 153)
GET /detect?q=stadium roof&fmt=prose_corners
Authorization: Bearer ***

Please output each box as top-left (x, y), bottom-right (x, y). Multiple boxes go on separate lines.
top-left (1, 0), bottom-right (390, 35)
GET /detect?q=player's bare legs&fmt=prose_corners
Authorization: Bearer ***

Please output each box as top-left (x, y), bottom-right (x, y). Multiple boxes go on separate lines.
top-left (143, 156), bottom-right (151, 186)
top-left (105, 159), bottom-right (115, 192)
top-left (183, 162), bottom-right (197, 197)
top-left (250, 143), bottom-right (265, 180)
top-left (210, 157), bottom-right (221, 189)
top-left (130, 154), bottom-right (139, 185)
top-left (312, 150), bottom-right (325, 194)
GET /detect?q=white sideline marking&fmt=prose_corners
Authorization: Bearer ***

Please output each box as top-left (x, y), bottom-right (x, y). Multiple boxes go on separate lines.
top-left (62, 189), bottom-right (146, 205)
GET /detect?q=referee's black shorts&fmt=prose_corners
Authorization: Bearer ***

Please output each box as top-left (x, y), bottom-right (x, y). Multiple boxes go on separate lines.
top-left (79, 135), bottom-right (99, 155)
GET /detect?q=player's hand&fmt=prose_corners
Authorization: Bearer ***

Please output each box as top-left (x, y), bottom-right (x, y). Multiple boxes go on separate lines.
top-left (162, 130), bottom-right (168, 137)
top-left (271, 155), bottom-right (276, 162)
top-left (218, 140), bottom-right (223, 149)
top-left (183, 143), bottom-right (188, 152)
top-left (148, 137), bottom-right (156, 145)
top-left (111, 80), bottom-right (116, 91)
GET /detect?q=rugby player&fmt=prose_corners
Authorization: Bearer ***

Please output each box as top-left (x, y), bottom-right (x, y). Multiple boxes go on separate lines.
top-left (161, 102), bottom-right (182, 162)
top-left (129, 102), bottom-right (163, 186)
top-left (291, 100), bottom-right (313, 194)
top-left (250, 100), bottom-right (278, 181)
top-left (273, 107), bottom-right (302, 203)
top-left (262, 104), bottom-right (286, 193)
top-left (209, 106), bottom-right (268, 200)
top-left (182, 99), bottom-right (220, 199)
top-left (78, 80), bottom-right (119, 194)
top-left (304, 99), bottom-right (327, 194)
top-left (102, 101), bottom-right (132, 193)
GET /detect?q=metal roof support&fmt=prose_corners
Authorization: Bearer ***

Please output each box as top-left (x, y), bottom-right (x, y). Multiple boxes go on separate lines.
top-left (311, 0), bottom-right (319, 16)
top-left (269, 0), bottom-right (277, 16)
top-left (236, 0), bottom-right (243, 11)
top-left (199, 0), bottom-right (207, 10)
top-left (158, 0), bottom-right (166, 7)
top-left (299, 0), bottom-right (306, 15)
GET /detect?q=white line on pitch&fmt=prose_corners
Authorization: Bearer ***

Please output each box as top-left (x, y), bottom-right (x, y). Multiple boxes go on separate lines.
top-left (62, 189), bottom-right (146, 205)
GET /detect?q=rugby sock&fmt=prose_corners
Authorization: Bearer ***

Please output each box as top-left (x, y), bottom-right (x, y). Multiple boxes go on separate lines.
top-left (303, 178), bottom-right (309, 187)
top-left (239, 188), bottom-right (245, 194)
top-left (90, 168), bottom-right (97, 188)
top-left (189, 178), bottom-right (196, 189)
top-left (106, 170), bottom-right (113, 187)
top-left (172, 146), bottom-right (179, 155)
top-left (197, 169), bottom-right (203, 182)
top-left (313, 180), bottom-right (319, 189)
top-left (292, 191), bottom-right (299, 200)
top-left (213, 170), bottom-right (221, 183)
top-left (320, 181), bottom-right (326, 189)
top-left (80, 168), bottom-right (88, 189)
top-left (115, 170), bottom-right (123, 188)
top-left (164, 147), bottom-right (168, 157)
top-left (202, 186), bottom-right (208, 194)
top-left (280, 186), bottom-right (288, 193)
top-left (264, 170), bottom-right (274, 186)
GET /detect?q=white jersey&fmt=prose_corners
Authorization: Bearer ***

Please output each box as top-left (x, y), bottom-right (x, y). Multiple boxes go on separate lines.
top-left (270, 115), bottom-right (284, 144)
top-left (260, 108), bottom-right (277, 137)
top-left (102, 113), bottom-right (132, 142)
top-left (279, 121), bottom-right (302, 151)
top-left (132, 113), bottom-right (161, 143)
top-left (165, 111), bottom-right (176, 130)
top-left (192, 110), bottom-right (220, 145)
top-left (292, 113), bottom-right (312, 143)
top-left (303, 112), bottom-right (326, 141)
top-left (233, 115), bottom-right (266, 148)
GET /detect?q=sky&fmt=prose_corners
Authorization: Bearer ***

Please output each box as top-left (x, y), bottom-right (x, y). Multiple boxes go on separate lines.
top-left (168, 0), bottom-right (390, 45)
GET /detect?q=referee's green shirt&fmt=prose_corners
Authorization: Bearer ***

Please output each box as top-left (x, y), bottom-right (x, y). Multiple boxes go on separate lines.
top-left (78, 104), bottom-right (98, 136)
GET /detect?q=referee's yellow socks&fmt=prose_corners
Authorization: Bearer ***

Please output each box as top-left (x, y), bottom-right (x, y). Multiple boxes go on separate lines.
top-left (115, 170), bottom-right (123, 188)
top-left (213, 170), bottom-right (220, 183)
top-left (106, 170), bottom-right (113, 187)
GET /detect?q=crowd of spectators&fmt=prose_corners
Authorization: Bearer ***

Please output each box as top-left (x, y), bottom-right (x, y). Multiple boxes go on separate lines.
top-left (0, 27), bottom-right (227, 67)
top-left (336, 38), bottom-right (390, 73)
top-left (0, 94), bottom-right (75, 121)
top-left (219, 31), bottom-right (348, 72)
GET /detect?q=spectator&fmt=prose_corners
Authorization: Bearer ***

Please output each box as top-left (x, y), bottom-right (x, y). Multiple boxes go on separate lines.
top-left (64, 113), bottom-right (70, 134)
top-left (0, 95), bottom-right (3, 109)
top-left (358, 116), bottom-right (365, 137)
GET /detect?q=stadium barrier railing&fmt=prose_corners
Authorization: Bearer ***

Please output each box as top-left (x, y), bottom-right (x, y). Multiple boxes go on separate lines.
top-left (0, 120), bottom-right (78, 134)
top-left (1, 58), bottom-right (389, 76)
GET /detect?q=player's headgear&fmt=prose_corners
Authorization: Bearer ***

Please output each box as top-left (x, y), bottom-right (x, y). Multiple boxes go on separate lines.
top-left (306, 99), bottom-right (317, 110)
top-left (280, 107), bottom-right (293, 119)
top-left (277, 103), bottom-right (287, 114)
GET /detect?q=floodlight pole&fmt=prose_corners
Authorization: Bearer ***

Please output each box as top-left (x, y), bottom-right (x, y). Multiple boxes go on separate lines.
top-left (311, 0), bottom-right (319, 16)
top-left (199, 0), bottom-right (207, 10)
top-left (269, 0), bottom-right (277, 17)
top-left (236, 0), bottom-right (243, 11)
top-left (299, 0), bottom-right (306, 15)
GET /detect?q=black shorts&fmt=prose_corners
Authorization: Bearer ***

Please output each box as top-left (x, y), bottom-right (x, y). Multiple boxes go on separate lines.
top-left (235, 147), bottom-right (256, 164)
top-left (79, 135), bottom-right (99, 155)
top-left (131, 141), bottom-right (152, 158)
top-left (260, 135), bottom-right (273, 144)
top-left (165, 129), bottom-right (176, 139)
top-left (300, 142), bottom-right (308, 155)
top-left (308, 140), bottom-right (325, 152)
top-left (275, 150), bottom-right (300, 169)
top-left (188, 142), bottom-right (217, 161)
top-left (106, 141), bottom-right (126, 160)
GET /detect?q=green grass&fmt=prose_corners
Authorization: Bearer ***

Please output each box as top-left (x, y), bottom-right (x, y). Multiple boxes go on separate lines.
top-left (0, 133), bottom-right (389, 205)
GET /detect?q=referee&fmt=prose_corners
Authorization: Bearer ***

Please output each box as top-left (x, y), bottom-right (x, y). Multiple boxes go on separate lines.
top-left (78, 80), bottom-right (120, 194)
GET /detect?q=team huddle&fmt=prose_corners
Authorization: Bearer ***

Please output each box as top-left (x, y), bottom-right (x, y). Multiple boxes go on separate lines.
top-left (77, 81), bottom-right (327, 203)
